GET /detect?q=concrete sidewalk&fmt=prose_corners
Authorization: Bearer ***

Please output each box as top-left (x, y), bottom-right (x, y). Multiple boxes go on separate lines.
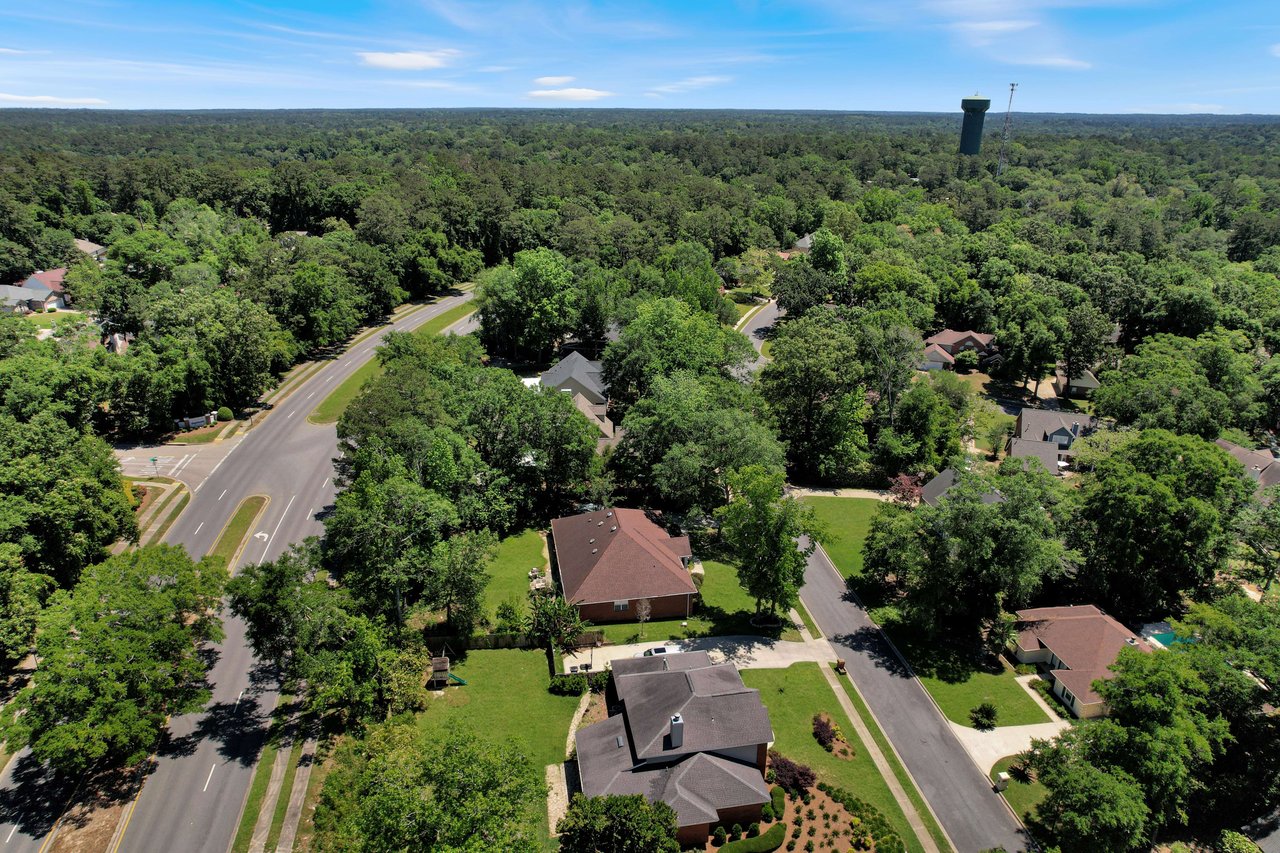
top-left (563, 634), bottom-right (837, 673)
top-left (947, 720), bottom-right (1070, 776)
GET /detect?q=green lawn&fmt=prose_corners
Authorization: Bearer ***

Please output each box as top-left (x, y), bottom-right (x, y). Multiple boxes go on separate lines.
top-left (800, 496), bottom-right (883, 580)
top-left (799, 494), bottom-right (1047, 727)
top-left (742, 665), bottom-right (926, 853)
top-left (596, 559), bottom-right (801, 644)
top-left (416, 649), bottom-right (581, 846)
top-left (990, 754), bottom-right (1047, 824)
top-left (486, 529), bottom-right (546, 623)
top-left (209, 495), bottom-right (267, 567)
top-left (309, 302), bottom-right (475, 424)
top-left (169, 421), bottom-right (234, 445)
top-left (24, 310), bottom-right (82, 328)
top-left (973, 404), bottom-right (1015, 454)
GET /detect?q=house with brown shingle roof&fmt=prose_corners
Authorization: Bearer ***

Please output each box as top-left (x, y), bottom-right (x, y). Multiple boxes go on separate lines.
top-left (575, 651), bottom-right (773, 846)
top-left (550, 508), bottom-right (696, 623)
top-left (924, 329), bottom-right (996, 357)
top-left (1215, 439), bottom-right (1280, 498)
top-left (1010, 605), bottom-right (1153, 718)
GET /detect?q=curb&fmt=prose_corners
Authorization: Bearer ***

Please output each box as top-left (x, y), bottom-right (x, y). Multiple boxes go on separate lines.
top-left (813, 540), bottom-right (1031, 839)
top-left (214, 495), bottom-right (271, 572)
top-left (733, 299), bottom-right (768, 332)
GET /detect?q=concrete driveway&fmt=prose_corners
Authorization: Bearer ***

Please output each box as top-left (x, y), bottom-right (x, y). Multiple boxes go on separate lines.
top-left (563, 635), bottom-right (836, 673)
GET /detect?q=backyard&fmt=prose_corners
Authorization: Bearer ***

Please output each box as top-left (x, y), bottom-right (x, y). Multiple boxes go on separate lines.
top-left (798, 494), bottom-right (1049, 728)
top-left (742, 665), bottom-right (927, 853)
top-left (485, 529), bottom-right (547, 625)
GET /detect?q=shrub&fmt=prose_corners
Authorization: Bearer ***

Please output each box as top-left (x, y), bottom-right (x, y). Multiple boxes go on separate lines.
top-left (786, 842), bottom-right (795, 852)
top-left (761, 804), bottom-right (774, 822)
top-left (770, 786), bottom-right (785, 817)
top-left (1218, 831), bottom-right (1262, 853)
top-left (768, 751), bottom-right (815, 795)
top-left (748, 822), bottom-right (759, 838)
top-left (1013, 662), bottom-right (1036, 676)
top-left (970, 701), bottom-right (998, 730)
top-left (549, 673), bottom-right (587, 695)
top-left (722, 823), bottom-right (785, 853)
top-left (954, 349), bottom-right (980, 372)
top-left (812, 714), bottom-right (836, 751)
top-left (713, 825), bottom-right (728, 847)
top-left (731, 823), bottom-right (743, 840)
top-left (587, 670), bottom-right (610, 693)
top-left (216, 406), bottom-right (233, 422)
top-left (804, 841), bottom-right (814, 852)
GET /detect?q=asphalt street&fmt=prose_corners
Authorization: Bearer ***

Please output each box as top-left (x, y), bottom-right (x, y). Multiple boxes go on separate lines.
top-left (739, 298), bottom-right (780, 367)
top-left (0, 292), bottom-right (473, 853)
top-left (799, 542), bottom-right (1030, 853)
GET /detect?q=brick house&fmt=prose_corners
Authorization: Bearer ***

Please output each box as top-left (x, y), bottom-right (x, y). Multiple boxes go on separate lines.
top-left (574, 651), bottom-right (773, 846)
top-left (923, 329), bottom-right (996, 357)
top-left (550, 508), bottom-right (696, 623)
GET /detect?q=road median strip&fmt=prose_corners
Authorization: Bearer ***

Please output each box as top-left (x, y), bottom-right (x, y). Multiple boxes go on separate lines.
top-left (209, 495), bottom-right (269, 570)
top-left (308, 300), bottom-right (476, 425)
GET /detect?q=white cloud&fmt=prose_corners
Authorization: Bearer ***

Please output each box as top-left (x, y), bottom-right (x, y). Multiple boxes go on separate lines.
top-left (0, 92), bottom-right (106, 105)
top-left (534, 75), bottom-right (575, 85)
top-left (648, 75), bottom-right (731, 95)
top-left (1014, 55), bottom-right (1092, 69)
top-left (357, 49), bottom-right (460, 70)
top-left (526, 87), bottom-right (614, 101)
top-left (0, 48), bottom-right (27, 55)
top-left (949, 19), bottom-right (1036, 35)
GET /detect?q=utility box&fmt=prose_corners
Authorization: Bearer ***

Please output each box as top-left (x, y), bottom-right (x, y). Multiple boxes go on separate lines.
top-left (994, 772), bottom-right (1011, 792)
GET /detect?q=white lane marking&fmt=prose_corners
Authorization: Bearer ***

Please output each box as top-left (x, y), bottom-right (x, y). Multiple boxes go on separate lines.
top-left (261, 494), bottom-right (297, 561)
top-left (7, 823), bottom-right (17, 842)
top-left (286, 411), bottom-right (294, 419)
top-left (203, 764), bottom-right (216, 792)
top-left (175, 454), bottom-right (198, 477)
top-left (167, 454), bottom-right (191, 476)
top-left (218, 489), bottom-right (227, 501)
top-left (234, 689), bottom-right (244, 712)
top-left (194, 522), bottom-right (204, 536)
top-left (306, 391), bottom-right (315, 399)
top-left (323, 374), bottom-right (335, 383)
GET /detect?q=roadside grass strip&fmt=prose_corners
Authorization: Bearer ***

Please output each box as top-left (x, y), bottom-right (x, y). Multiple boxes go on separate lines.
top-left (209, 495), bottom-right (269, 569)
top-left (147, 491), bottom-right (190, 546)
top-left (308, 301), bottom-right (475, 425)
top-left (989, 754), bottom-right (1046, 824)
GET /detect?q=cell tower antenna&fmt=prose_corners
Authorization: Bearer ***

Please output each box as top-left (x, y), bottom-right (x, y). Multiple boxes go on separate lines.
top-left (997, 83), bottom-right (1018, 176)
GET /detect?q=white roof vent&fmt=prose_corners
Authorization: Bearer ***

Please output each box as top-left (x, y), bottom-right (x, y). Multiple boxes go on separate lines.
top-left (610, 526), bottom-right (617, 532)
top-left (606, 510), bottom-right (613, 517)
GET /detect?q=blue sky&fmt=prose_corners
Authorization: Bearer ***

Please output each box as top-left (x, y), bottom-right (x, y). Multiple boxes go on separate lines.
top-left (2, 1), bottom-right (1278, 113)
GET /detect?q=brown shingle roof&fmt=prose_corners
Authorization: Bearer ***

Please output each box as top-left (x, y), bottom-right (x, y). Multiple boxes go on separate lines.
top-left (551, 508), bottom-right (695, 605)
top-left (1015, 605), bottom-right (1152, 706)
top-left (1215, 439), bottom-right (1280, 492)
top-left (923, 343), bottom-right (955, 364)
top-left (924, 329), bottom-right (995, 349)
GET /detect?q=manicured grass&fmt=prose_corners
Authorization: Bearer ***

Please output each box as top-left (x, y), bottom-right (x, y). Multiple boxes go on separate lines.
top-left (742, 665), bottom-right (926, 853)
top-left (973, 405), bottom-right (1015, 453)
top-left (230, 741), bottom-right (278, 853)
top-left (795, 601), bottom-right (823, 639)
top-left (909, 652), bottom-right (1049, 728)
top-left (309, 302), bottom-right (475, 424)
top-left (24, 310), bottom-right (82, 328)
top-left (416, 649), bottom-right (581, 845)
top-left (486, 529), bottom-right (546, 623)
top-left (168, 421), bottom-right (234, 445)
top-left (833, 671), bottom-right (952, 852)
top-left (596, 559), bottom-right (801, 644)
top-left (990, 754), bottom-right (1046, 824)
top-left (147, 491), bottom-right (189, 546)
top-left (209, 495), bottom-right (268, 568)
top-left (800, 496), bottom-right (883, 580)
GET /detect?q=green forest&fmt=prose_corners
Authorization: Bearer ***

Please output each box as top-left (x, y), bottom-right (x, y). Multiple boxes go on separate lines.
top-left (2, 108), bottom-right (1280, 851)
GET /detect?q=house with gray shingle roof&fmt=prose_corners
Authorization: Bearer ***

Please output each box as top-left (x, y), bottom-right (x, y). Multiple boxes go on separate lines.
top-left (575, 651), bottom-right (773, 846)
top-left (541, 351), bottom-right (607, 405)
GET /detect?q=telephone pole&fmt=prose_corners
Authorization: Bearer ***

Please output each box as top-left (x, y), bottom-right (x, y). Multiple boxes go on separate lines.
top-left (997, 83), bottom-right (1018, 176)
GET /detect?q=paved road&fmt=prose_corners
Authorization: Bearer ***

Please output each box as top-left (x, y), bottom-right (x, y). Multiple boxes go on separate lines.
top-left (118, 291), bottom-right (474, 853)
top-left (799, 543), bottom-right (1030, 853)
top-left (0, 292), bottom-right (474, 853)
top-left (738, 299), bottom-right (780, 370)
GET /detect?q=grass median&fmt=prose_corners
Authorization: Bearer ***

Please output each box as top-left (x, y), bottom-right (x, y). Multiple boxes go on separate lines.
top-left (209, 495), bottom-right (268, 569)
top-left (309, 301), bottom-right (475, 425)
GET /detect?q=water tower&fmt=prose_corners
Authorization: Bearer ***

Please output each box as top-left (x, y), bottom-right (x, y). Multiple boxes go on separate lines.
top-left (959, 93), bottom-right (991, 155)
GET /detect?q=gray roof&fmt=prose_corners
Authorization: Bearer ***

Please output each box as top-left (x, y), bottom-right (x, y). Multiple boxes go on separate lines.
top-left (0, 285), bottom-right (51, 304)
top-left (540, 351), bottom-right (606, 403)
top-left (576, 717), bottom-right (768, 827)
top-left (612, 650), bottom-right (714, 677)
top-left (1015, 409), bottom-right (1092, 444)
top-left (1215, 439), bottom-right (1280, 492)
top-left (920, 467), bottom-right (1004, 508)
top-left (1056, 368), bottom-right (1100, 390)
top-left (613, 658), bottom-right (773, 761)
top-left (1009, 439), bottom-right (1060, 474)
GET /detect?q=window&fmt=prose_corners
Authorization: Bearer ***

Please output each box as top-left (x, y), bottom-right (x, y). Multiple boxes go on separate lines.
top-left (1061, 687), bottom-right (1075, 705)
top-left (613, 600), bottom-right (629, 612)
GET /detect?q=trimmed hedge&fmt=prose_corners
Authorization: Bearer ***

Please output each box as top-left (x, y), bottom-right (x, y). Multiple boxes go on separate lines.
top-left (770, 785), bottom-right (785, 816)
top-left (587, 670), bottom-right (610, 693)
top-left (549, 673), bottom-right (587, 695)
top-left (722, 822), bottom-right (785, 853)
